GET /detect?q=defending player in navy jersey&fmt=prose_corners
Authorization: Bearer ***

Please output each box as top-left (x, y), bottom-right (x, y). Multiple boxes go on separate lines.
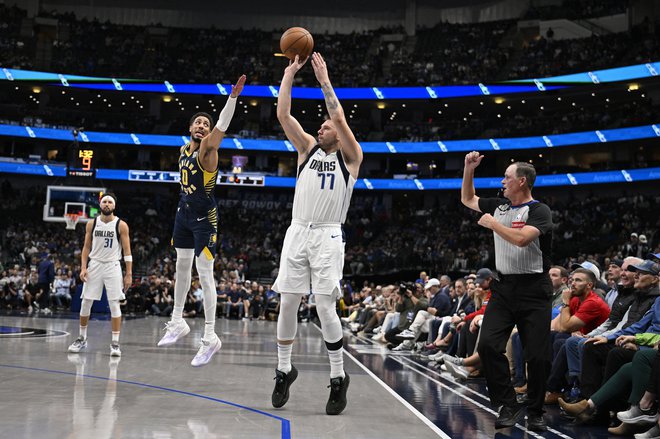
top-left (68, 193), bottom-right (132, 357)
top-left (271, 53), bottom-right (363, 415)
top-left (157, 75), bottom-right (246, 367)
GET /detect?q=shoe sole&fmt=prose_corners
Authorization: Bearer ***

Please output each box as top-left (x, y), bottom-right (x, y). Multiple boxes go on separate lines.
top-left (191, 339), bottom-right (222, 367)
top-left (272, 366), bottom-right (298, 408)
top-left (618, 413), bottom-right (659, 424)
top-left (157, 324), bottom-right (191, 347)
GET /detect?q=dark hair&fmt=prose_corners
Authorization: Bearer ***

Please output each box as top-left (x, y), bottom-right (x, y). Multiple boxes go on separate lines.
top-left (455, 278), bottom-right (466, 287)
top-left (550, 265), bottom-right (569, 279)
top-left (572, 267), bottom-right (596, 284)
top-left (189, 112), bottom-right (214, 128)
top-left (101, 192), bottom-right (118, 204)
top-left (512, 162), bottom-right (536, 190)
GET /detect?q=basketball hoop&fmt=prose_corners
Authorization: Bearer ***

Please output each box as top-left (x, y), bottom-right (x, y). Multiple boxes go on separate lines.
top-left (64, 213), bottom-right (81, 230)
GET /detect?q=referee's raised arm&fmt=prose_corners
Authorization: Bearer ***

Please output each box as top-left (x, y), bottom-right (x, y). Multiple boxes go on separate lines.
top-left (461, 151), bottom-right (484, 212)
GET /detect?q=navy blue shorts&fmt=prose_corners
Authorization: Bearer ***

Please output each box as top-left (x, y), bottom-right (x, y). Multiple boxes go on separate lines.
top-left (171, 201), bottom-right (218, 259)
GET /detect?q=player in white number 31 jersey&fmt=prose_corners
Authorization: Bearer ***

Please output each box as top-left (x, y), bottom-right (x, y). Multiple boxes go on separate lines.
top-left (271, 52), bottom-right (363, 416)
top-left (68, 193), bottom-right (132, 357)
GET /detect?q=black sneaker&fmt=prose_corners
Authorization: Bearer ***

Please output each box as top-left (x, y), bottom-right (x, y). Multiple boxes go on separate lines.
top-left (271, 365), bottom-right (298, 408)
top-left (326, 372), bottom-right (350, 415)
top-left (527, 414), bottom-right (547, 432)
top-left (495, 403), bottom-right (525, 429)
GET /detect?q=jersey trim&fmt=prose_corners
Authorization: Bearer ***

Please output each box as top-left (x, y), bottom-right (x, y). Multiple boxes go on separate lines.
top-left (337, 150), bottom-right (350, 185)
top-left (297, 145), bottom-right (320, 178)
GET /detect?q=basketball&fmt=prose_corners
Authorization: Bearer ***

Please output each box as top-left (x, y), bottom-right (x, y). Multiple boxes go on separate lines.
top-left (280, 27), bottom-right (314, 61)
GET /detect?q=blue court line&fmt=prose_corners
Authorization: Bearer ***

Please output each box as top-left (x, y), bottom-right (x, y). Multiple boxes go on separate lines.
top-left (0, 363), bottom-right (291, 439)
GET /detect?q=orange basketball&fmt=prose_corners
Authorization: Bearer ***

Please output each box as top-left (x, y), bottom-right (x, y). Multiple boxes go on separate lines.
top-left (280, 27), bottom-right (314, 61)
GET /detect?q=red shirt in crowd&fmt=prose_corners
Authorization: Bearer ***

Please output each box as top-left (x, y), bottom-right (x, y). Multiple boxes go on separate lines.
top-left (569, 290), bottom-right (610, 334)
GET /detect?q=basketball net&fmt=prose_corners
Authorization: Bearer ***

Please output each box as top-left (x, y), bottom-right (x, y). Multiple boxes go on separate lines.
top-left (64, 213), bottom-right (81, 230)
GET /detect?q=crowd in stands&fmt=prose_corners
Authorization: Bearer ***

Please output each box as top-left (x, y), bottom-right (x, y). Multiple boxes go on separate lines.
top-left (1, 181), bottom-right (658, 316)
top-left (510, 22), bottom-right (659, 80)
top-left (524, 0), bottom-right (627, 21)
top-left (340, 252), bottom-right (660, 436)
top-left (1, 4), bottom-right (658, 87)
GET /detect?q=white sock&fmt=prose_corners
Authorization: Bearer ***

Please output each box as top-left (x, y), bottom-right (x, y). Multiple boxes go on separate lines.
top-left (277, 343), bottom-right (293, 373)
top-left (328, 348), bottom-right (345, 379)
top-left (111, 331), bottom-right (120, 344)
top-left (80, 325), bottom-right (87, 339)
top-left (203, 322), bottom-right (216, 341)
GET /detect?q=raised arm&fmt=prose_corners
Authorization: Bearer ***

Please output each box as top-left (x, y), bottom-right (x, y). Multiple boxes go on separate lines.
top-left (277, 56), bottom-right (316, 156)
top-left (461, 151), bottom-right (483, 212)
top-left (199, 75), bottom-right (246, 170)
top-left (311, 52), bottom-right (363, 175)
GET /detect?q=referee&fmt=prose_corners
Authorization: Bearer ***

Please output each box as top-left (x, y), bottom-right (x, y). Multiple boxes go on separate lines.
top-left (461, 151), bottom-right (553, 432)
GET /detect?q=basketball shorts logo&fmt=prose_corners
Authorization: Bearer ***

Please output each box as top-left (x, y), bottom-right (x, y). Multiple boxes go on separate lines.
top-left (209, 233), bottom-right (217, 247)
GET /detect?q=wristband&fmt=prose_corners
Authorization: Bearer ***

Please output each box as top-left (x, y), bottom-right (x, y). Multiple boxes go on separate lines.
top-left (124, 255), bottom-right (133, 262)
top-left (216, 96), bottom-right (237, 132)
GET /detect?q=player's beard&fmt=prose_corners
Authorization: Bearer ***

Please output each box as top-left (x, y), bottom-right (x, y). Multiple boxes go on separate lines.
top-left (101, 207), bottom-right (114, 216)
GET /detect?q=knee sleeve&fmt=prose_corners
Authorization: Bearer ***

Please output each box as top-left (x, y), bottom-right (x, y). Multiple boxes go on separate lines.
top-left (109, 300), bottom-right (121, 318)
top-left (195, 255), bottom-right (217, 321)
top-left (277, 293), bottom-right (303, 341)
top-left (80, 298), bottom-right (94, 317)
top-left (316, 294), bottom-right (342, 344)
top-left (174, 248), bottom-right (195, 304)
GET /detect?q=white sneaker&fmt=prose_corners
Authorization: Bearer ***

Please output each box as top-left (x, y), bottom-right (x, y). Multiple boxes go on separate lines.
top-left (618, 405), bottom-right (658, 424)
top-left (68, 336), bottom-right (87, 353)
top-left (157, 319), bottom-right (191, 346)
top-left (191, 334), bottom-right (222, 367)
top-left (635, 424), bottom-right (660, 439)
top-left (445, 361), bottom-right (470, 380)
top-left (442, 354), bottom-right (464, 366)
top-left (396, 329), bottom-right (417, 340)
top-left (110, 343), bottom-right (122, 357)
top-left (392, 341), bottom-right (413, 352)
top-left (372, 326), bottom-right (381, 333)
top-left (428, 351), bottom-right (445, 362)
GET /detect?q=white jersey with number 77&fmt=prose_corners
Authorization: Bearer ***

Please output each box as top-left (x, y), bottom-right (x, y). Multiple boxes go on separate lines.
top-left (292, 146), bottom-right (356, 224)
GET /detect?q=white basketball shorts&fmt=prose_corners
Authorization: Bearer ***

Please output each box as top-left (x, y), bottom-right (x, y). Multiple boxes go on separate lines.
top-left (81, 259), bottom-right (125, 301)
top-left (272, 220), bottom-right (345, 297)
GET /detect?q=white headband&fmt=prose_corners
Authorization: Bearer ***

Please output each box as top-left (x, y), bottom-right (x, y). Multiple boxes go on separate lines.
top-left (101, 195), bottom-right (116, 204)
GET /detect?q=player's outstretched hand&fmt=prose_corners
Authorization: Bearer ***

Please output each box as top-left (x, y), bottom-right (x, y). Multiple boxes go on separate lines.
top-left (284, 55), bottom-right (308, 76)
top-left (230, 75), bottom-right (247, 98)
top-left (311, 52), bottom-right (329, 85)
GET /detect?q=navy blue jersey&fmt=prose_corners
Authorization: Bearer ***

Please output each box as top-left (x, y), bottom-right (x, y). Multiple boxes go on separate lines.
top-left (178, 143), bottom-right (218, 213)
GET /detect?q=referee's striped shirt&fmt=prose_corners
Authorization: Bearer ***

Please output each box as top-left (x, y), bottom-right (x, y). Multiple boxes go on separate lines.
top-left (478, 198), bottom-right (553, 275)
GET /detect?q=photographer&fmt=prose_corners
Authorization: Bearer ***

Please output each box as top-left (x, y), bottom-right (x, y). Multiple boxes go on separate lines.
top-left (384, 282), bottom-right (428, 348)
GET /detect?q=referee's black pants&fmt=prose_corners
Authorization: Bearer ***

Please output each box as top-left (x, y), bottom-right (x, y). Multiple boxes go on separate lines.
top-left (477, 273), bottom-right (552, 416)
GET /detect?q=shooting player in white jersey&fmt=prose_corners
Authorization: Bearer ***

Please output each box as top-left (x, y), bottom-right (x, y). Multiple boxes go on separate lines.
top-left (271, 53), bottom-right (363, 415)
top-left (68, 193), bottom-right (132, 357)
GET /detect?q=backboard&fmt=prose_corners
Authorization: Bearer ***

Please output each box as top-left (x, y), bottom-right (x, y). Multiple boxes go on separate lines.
top-left (43, 185), bottom-right (106, 223)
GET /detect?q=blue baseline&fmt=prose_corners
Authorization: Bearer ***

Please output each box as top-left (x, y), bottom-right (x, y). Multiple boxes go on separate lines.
top-left (1, 61), bottom-right (658, 99)
top-left (1, 123), bottom-right (659, 153)
top-left (0, 363), bottom-right (291, 439)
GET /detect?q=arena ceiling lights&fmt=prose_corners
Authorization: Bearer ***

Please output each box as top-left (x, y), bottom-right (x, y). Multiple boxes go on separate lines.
top-left (1, 62), bottom-right (658, 100)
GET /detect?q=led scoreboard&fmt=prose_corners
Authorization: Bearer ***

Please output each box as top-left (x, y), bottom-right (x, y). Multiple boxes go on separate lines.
top-left (68, 148), bottom-right (96, 178)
